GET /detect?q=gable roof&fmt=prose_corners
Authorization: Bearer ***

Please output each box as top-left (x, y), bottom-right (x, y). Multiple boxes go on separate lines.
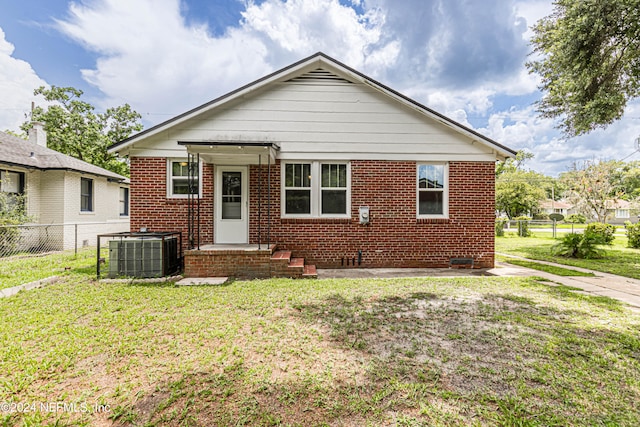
top-left (0, 131), bottom-right (128, 182)
top-left (540, 199), bottom-right (573, 210)
top-left (109, 52), bottom-right (516, 160)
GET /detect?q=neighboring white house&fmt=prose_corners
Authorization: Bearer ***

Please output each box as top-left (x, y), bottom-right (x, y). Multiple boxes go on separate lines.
top-left (539, 199), bottom-right (573, 217)
top-left (605, 199), bottom-right (638, 224)
top-left (0, 125), bottom-right (129, 250)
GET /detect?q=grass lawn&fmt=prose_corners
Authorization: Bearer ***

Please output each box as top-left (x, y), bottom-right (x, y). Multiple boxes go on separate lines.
top-left (1, 270), bottom-right (640, 426)
top-left (496, 234), bottom-right (640, 280)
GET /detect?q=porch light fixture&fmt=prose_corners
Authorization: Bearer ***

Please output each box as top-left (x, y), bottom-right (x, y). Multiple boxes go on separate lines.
top-left (180, 162), bottom-right (187, 166)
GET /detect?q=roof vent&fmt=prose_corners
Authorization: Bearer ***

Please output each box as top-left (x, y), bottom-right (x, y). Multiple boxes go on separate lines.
top-left (287, 68), bottom-right (352, 84)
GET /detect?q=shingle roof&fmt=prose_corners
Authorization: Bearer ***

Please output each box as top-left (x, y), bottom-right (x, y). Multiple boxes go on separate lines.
top-left (0, 131), bottom-right (127, 182)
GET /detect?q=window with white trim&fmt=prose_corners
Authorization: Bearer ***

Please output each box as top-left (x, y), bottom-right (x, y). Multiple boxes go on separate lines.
top-left (284, 163), bottom-right (311, 214)
top-left (167, 159), bottom-right (199, 198)
top-left (616, 209), bottom-right (630, 219)
top-left (417, 164), bottom-right (448, 217)
top-left (321, 164), bottom-right (348, 214)
top-left (119, 187), bottom-right (129, 216)
top-left (282, 162), bottom-right (350, 217)
top-left (0, 170), bottom-right (24, 194)
top-left (81, 178), bottom-right (93, 212)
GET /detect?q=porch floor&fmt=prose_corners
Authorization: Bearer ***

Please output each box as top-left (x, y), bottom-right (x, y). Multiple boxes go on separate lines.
top-left (184, 244), bottom-right (316, 279)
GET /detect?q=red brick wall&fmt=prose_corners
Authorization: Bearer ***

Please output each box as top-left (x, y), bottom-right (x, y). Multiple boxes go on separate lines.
top-left (248, 160), bottom-right (495, 268)
top-left (130, 158), bottom-right (495, 269)
top-left (129, 157), bottom-right (214, 247)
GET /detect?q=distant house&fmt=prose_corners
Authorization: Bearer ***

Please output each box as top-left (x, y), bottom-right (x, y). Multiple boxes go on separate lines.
top-left (0, 125), bottom-right (129, 250)
top-left (539, 199), bottom-right (573, 217)
top-left (605, 199), bottom-right (637, 225)
top-left (109, 52), bottom-right (516, 278)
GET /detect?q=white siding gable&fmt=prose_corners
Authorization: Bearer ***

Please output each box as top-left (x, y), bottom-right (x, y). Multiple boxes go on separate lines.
top-left (129, 69), bottom-right (497, 162)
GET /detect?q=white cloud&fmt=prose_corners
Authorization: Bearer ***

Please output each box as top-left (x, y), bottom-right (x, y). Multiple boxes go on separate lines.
top-left (46, 0), bottom-right (639, 177)
top-left (54, 0), bottom-right (397, 122)
top-left (0, 28), bottom-right (49, 132)
top-left (54, 0), bottom-right (271, 119)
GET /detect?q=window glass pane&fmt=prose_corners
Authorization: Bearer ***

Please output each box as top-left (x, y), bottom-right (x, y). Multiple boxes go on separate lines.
top-left (172, 161), bottom-right (190, 177)
top-left (418, 165), bottom-right (444, 189)
top-left (285, 164), bottom-right (294, 187)
top-left (285, 189), bottom-right (311, 214)
top-left (322, 164), bottom-right (347, 188)
top-left (120, 188), bottom-right (129, 215)
top-left (285, 164), bottom-right (311, 188)
top-left (81, 178), bottom-right (93, 211)
top-left (419, 191), bottom-right (443, 215)
top-left (222, 172), bottom-right (242, 219)
top-left (172, 179), bottom-right (190, 195)
top-left (322, 189), bottom-right (346, 214)
top-left (1, 171), bottom-right (22, 193)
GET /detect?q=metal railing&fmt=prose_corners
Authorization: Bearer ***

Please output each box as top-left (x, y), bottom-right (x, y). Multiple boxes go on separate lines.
top-left (0, 221), bottom-right (129, 259)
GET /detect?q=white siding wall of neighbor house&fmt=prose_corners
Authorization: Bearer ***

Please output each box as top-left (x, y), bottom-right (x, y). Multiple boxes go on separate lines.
top-left (62, 172), bottom-right (129, 249)
top-left (127, 79), bottom-right (497, 162)
top-left (38, 171), bottom-right (66, 224)
top-left (25, 169), bottom-right (41, 220)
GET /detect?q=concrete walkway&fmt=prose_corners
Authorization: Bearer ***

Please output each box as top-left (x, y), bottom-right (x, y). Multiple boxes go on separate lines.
top-left (493, 253), bottom-right (640, 309)
top-left (0, 276), bottom-right (59, 298)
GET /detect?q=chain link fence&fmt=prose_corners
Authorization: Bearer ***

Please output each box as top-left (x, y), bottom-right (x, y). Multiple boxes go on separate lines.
top-left (0, 222), bottom-right (129, 259)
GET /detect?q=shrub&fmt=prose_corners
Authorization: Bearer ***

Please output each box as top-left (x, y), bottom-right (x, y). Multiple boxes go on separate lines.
top-left (584, 222), bottom-right (616, 245)
top-left (0, 188), bottom-right (32, 256)
top-left (533, 212), bottom-right (549, 220)
top-left (565, 213), bottom-right (587, 224)
top-left (515, 216), bottom-right (532, 237)
top-left (495, 218), bottom-right (508, 237)
top-left (627, 222), bottom-right (640, 249)
top-left (552, 232), bottom-right (605, 259)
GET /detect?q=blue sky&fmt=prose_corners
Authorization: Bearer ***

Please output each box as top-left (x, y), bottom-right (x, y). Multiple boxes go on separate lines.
top-left (1, 0), bottom-right (639, 176)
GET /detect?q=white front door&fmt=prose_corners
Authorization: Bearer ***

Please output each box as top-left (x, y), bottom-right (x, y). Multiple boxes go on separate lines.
top-left (215, 166), bottom-right (248, 244)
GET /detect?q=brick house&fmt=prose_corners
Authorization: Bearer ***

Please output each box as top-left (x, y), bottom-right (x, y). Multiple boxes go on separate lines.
top-left (108, 53), bottom-right (515, 278)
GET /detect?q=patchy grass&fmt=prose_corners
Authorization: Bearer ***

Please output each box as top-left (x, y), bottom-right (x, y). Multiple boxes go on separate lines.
top-left (496, 256), bottom-right (595, 277)
top-left (0, 249), bottom-right (96, 290)
top-left (496, 235), bottom-right (640, 280)
top-left (1, 273), bottom-right (639, 426)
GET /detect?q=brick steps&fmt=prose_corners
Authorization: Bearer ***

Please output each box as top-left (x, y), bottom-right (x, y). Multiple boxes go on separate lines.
top-left (302, 264), bottom-right (317, 277)
top-left (270, 250), bottom-right (317, 279)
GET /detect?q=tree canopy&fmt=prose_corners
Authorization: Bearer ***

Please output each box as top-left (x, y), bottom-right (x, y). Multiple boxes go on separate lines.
top-left (21, 86), bottom-right (143, 177)
top-left (560, 160), bottom-right (626, 223)
top-left (528, 0), bottom-right (640, 136)
top-left (495, 151), bottom-right (551, 218)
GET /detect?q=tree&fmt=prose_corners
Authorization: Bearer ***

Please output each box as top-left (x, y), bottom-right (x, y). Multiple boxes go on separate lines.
top-left (21, 86), bottom-right (143, 176)
top-left (528, 0), bottom-right (640, 136)
top-left (496, 151), bottom-right (553, 219)
top-left (495, 150), bottom-right (534, 176)
top-left (496, 169), bottom-right (548, 219)
top-left (617, 160), bottom-right (640, 199)
top-left (560, 160), bottom-right (625, 223)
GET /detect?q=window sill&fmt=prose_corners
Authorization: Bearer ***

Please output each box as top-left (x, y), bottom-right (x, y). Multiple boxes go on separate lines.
top-left (281, 217), bottom-right (352, 224)
top-left (79, 211), bottom-right (95, 215)
top-left (416, 217), bottom-right (450, 224)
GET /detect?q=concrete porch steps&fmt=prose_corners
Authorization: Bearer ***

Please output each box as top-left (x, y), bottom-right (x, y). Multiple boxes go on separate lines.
top-left (270, 250), bottom-right (317, 279)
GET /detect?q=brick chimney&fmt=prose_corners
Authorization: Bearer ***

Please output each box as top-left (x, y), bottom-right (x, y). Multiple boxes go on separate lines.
top-left (28, 122), bottom-right (47, 147)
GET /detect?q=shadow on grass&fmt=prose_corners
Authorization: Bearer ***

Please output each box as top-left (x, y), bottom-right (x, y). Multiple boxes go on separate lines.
top-left (118, 289), bottom-right (640, 426)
